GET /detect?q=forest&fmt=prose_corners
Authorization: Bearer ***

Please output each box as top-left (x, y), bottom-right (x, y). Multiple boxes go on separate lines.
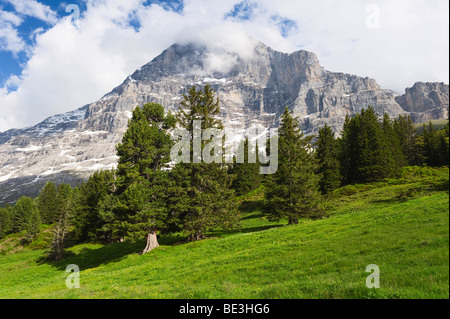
top-left (0, 84), bottom-right (449, 261)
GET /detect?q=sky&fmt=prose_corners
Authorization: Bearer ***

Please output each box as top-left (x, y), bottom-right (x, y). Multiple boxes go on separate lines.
top-left (0, 0), bottom-right (448, 132)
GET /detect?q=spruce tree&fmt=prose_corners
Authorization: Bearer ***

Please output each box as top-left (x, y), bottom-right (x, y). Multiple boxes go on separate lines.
top-left (0, 204), bottom-right (14, 238)
top-left (13, 196), bottom-right (41, 242)
top-left (49, 184), bottom-right (74, 261)
top-left (340, 114), bottom-right (362, 184)
top-left (264, 107), bottom-right (324, 225)
top-left (230, 138), bottom-right (263, 196)
top-left (382, 113), bottom-right (405, 177)
top-left (173, 84), bottom-right (239, 241)
top-left (315, 125), bottom-right (342, 194)
top-left (73, 169), bottom-right (115, 243)
top-left (36, 182), bottom-right (59, 224)
top-left (393, 114), bottom-right (419, 165)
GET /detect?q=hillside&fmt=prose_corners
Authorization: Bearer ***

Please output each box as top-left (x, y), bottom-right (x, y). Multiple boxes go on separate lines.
top-left (0, 167), bottom-right (448, 299)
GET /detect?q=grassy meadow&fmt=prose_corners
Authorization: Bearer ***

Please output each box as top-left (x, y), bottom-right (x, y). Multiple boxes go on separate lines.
top-left (0, 166), bottom-right (448, 299)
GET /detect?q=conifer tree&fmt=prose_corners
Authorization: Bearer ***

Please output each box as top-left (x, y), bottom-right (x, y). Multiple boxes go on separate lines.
top-left (73, 169), bottom-right (115, 243)
top-left (0, 204), bottom-right (14, 238)
top-left (393, 114), bottom-right (420, 165)
top-left (173, 84), bottom-right (239, 241)
top-left (264, 107), bottom-right (324, 225)
top-left (315, 125), bottom-right (342, 194)
top-left (114, 102), bottom-right (176, 253)
top-left (382, 113), bottom-right (405, 177)
top-left (49, 184), bottom-right (74, 261)
top-left (13, 196), bottom-right (41, 242)
top-left (230, 138), bottom-right (263, 196)
top-left (36, 182), bottom-right (59, 224)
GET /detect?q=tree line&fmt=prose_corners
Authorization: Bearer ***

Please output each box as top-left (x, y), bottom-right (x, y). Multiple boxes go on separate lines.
top-left (0, 84), bottom-right (448, 260)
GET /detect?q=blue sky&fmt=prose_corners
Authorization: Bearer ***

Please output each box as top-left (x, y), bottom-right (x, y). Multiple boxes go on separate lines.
top-left (0, 0), bottom-right (448, 132)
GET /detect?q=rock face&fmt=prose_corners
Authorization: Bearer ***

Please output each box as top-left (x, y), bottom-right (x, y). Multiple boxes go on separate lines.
top-left (395, 82), bottom-right (449, 122)
top-left (0, 40), bottom-right (448, 203)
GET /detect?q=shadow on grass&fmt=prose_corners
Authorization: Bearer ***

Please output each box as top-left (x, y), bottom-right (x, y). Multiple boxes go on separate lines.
top-left (42, 233), bottom-right (188, 271)
top-left (42, 240), bottom-right (143, 271)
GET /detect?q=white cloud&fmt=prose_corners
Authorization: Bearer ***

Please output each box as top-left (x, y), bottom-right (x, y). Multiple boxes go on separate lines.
top-left (0, 0), bottom-right (448, 132)
top-left (5, 0), bottom-right (58, 24)
top-left (0, 10), bottom-right (25, 53)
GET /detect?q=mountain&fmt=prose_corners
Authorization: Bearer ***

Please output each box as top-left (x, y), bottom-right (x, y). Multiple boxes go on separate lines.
top-left (0, 40), bottom-right (448, 204)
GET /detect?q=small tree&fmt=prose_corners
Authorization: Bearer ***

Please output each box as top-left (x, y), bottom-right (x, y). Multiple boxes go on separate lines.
top-left (14, 196), bottom-right (41, 242)
top-left (36, 182), bottom-right (59, 224)
top-left (48, 184), bottom-right (74, 261)
top-left (315, 125), bottom-right (342, 194)
top-left (230, 138), bottom-right (263, 196)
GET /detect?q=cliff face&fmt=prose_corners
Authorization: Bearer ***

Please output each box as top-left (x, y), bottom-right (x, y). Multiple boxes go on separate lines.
top-left (395, 82), bottom-right (449, 122)
top-left (0, 40), bottom-right (448, 203)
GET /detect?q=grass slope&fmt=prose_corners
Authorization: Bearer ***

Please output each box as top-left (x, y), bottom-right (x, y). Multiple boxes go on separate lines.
top-left (0, 167), bottom-right (448, 299)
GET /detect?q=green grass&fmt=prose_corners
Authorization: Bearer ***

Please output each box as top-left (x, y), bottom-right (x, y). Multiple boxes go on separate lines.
top-left (0, 167), bottom-right (448, 299)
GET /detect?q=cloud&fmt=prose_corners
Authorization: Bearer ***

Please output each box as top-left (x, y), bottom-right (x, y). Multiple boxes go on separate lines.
top-left (0, 10), bottom-right (25, 53)
top-left (5, 0), bottom-right (58, 24)
top-left (0, 0), bottom-right (448, 132)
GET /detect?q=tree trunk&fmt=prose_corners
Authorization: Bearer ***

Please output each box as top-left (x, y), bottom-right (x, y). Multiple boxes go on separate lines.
top-left (187, 230), bottom-right (204, 242)
top-left (141, 229), bottom-right (159, 254)
top-left (288, 217), bottom-right (299, 225)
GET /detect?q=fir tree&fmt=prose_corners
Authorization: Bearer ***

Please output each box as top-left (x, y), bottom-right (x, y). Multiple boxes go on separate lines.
top-left (0, 204), bottom-right (14, 238)
top-left (48, 184), bottom-right (74, 261)
top-left (36, 182), bottom-right (59, 224)
top-left (315, 125), bottom-right (342, 194)
top-left (382, 113), bottom-right (405, 177)
top-left (393, 114), bottom-right (420, 165)
top-left (230, 138), bottom-right (263, 196)
top-left (13, 196), bottom-right (41, 242)
top-left (264, 107), bottom-right (324, 225)
top-left (73, 169), bottom-right (115, 243)
top-left (173, 85), bottom-right (239, 241)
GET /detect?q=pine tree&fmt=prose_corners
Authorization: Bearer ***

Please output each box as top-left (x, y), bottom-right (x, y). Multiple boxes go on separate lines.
top-left (382, 113), bottom-right (405, 177)
top-left (173, 84), bottom-right (239, 241)
top-left (264, 107), bottom-right (324, 225)
top-left (0, 204), bottom-right (14, 238)
top-left (36, 182), bottom-right (59, 224)
top-left (315, 125), bottom-right (342, 194)
top-left (114, 102), bottom-right (177, 253)
top-left (73, 169), bottom-right (115, 243)
top-left (393, 114), bottom-right (420, 165)
top-left (230, 138), bottom-right (263, 196)
top-left (48, 184), bottom-right (74, 261)
top-left (13, 196), bottom-right (41, 242)
top-left (340, 114), bottom-right (362, 184)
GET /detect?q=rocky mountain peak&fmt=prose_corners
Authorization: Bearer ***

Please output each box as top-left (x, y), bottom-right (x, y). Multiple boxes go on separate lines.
top-left (0, 40), bottom-right (448, 204)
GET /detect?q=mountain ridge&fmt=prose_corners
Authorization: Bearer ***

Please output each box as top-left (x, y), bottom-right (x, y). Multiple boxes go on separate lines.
top-left (0, 40), bottom-right (448, 203)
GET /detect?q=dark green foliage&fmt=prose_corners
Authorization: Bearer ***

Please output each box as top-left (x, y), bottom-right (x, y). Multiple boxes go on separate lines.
top-left (0, 204), bottom-right (14, 238)
top-left (73, 170), bottom-right (115, 243)
top-left (264, 107), bottom-right (324, 224)
top-left (113, 103), bottom-right (177, 248)
top-left (13, 196), bottom-right (41, 242)
top-left (422, 122), bottom-right (449, 167)
top-left (230, 138), bottom-right (263, 196)
top-left (36, 182), bottom-right (59, 224)
top-left (382, 113), bottom-right (406, 177)
top-left (173, 85), bottom-right (239, 241)
top-left (341, 107), bottom-right (402, 183)
top-left (393, 114), bottom-right (421, 166)
top-left (48, 184), bottom-right (74, 261)
top-left (315, 125), bottom-right (342, 194)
